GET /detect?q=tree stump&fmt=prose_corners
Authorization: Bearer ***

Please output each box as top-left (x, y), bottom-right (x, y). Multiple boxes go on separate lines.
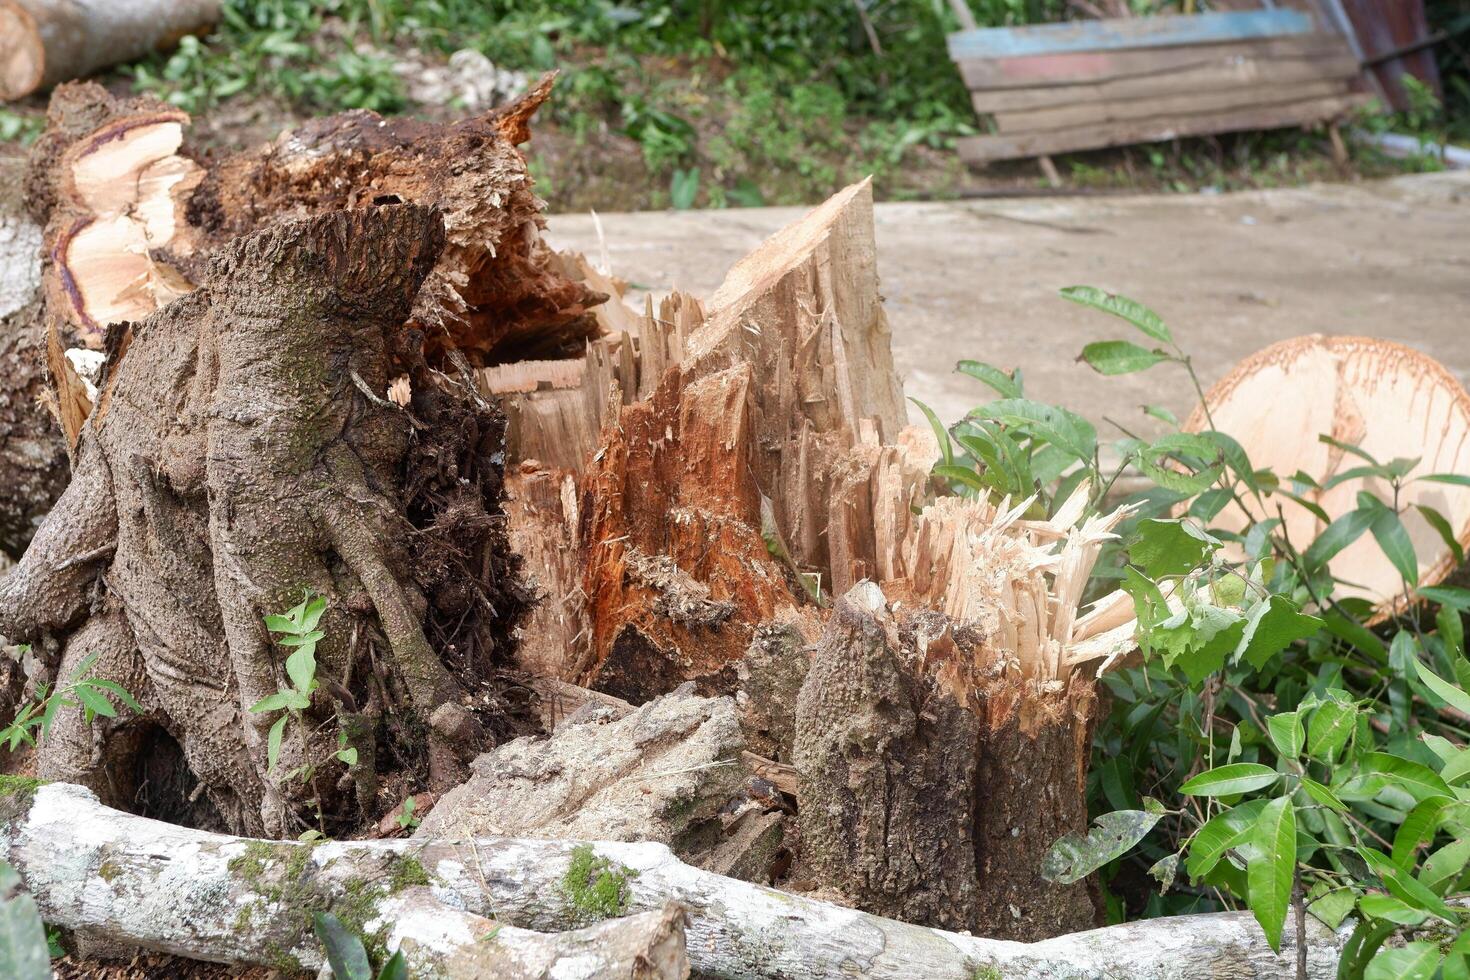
top-left (0, 205), bottom-right (527, 837)
top-left (794, 583), bottom-right (1099, 940)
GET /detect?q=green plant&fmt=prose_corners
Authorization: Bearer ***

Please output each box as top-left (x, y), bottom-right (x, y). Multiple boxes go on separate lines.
top-left (313, 911), bottom-right (408, 980)
top-left (933, 288), bottom-right (1470, 976)
top-left (395, 795), bottom-right (420, 831)
top-left (0, 651), bottom-right (142, 752)
top-left (0, 861), bottom-right (50, 980)
top-left (248, 590), bottom-right (327, 775)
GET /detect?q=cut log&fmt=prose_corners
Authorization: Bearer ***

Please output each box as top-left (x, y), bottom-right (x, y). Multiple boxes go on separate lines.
top-left (24, 83), bottom-right (200, 349)
top-left (0, 0), bottom-right (221, 101)
top-left (1186, 335), bottom-right (1470, 616)
top-left (4, 782), bottom-right (1347, 978)
top-left (0, 205), bottom-right (528, 837)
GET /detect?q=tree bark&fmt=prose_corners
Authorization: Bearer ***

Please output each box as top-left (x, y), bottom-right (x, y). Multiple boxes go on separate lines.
top-left (0, 204), bottom-right (526, 837)
top-left (3, 781), bottom-right (1345, 979)
top-left (0, 147), bottom-right (67, 560)
top-left (794, 582), bottom-right (1100, 941)
top-left (0, 0), bottom-right (221, 101)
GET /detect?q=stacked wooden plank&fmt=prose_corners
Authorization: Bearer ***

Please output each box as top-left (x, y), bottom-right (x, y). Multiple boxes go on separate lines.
top-left (950, 9), bottom-right (1372, 164)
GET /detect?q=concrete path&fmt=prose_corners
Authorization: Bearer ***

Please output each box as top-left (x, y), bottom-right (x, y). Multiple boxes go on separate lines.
top-left (546, 172), bottom-right (1470, 438)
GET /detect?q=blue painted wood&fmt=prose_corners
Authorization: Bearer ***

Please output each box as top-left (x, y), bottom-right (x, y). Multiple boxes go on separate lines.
top-left (946, 11), bottom-right (1314, 61)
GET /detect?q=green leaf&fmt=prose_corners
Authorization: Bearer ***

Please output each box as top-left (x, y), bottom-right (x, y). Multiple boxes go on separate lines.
top-left (973, 398), bottom-right (1097, 462)
top-left (1186, 801), bottom-right (1268, 880)
top-left (1128, 519), bottom-right (1215, 578)
top-left (1420, 472), bottom-right (1470, 487)
top-left (1041, 800), bottom-right (1166, 885)
top-left (1412, 658), bottom-right (1470, 716)
top-left (1300, 777), bottom-right (1347, 812)
top-left (932, 463), bottom-right (986, 492)
top-left (1362, 752), bottom-right (1453, 803)
top-left (1180, 763), bottom-right (1281, 797)
top-left (1369, 506), bottom-right (1419, 587)
top-left (313, 911), bottom-right (373, 980)
top-left (267, 714), bottom-right (288, 775)
top-left (1358, 893), bottom-right (1430, 926)
top-left (1238, 596), bottom-right (1323, 671)
top-left (250, 692), bottom-right (293, 714)
top-left (1358, 847), bottom-right (1457, 921)
top-left (300, 595), bottom-right (328, 633)
top-left (1247, 796), bottom-right (1296, 953)
top-left (909, 398), bottom-right (953, 467)
top-left (1418, 836), bottom-right (1470, 896)
top-left (1306, 884), bottom-right (1357, 929)
top-left (73, 685), bottom-right (116, 719)
top-left (1060, 286), bottom-right (1172, 344)
top-left (1415, 504), bottom-right (1464, 565)
top-left (285, 646), bottom-right (317, 694)
top-left (1147, 853), bottom-right (1179, 893)
top-left (1302, 508), bottom-right (1376, 571)
top-left (956, 360), bottom-right (1022, 399)
top-left (1391, 796), bottom-right (1455, 865)
top-left (84, 679), bottom-right (142, 713)
top-left (336, 747), bottom-right (358, 766)
top-left (377, 950), bottom-right (409, 980)
top-left (276, 630), bottom-right (324, 648)
top-left (0, 862), bottom-right (52, 980)
top-left (1143, 404), bottom-right (1179, 427)
top-left (1318, 433), bottom-right (1381, 467)
top-left (1364, 943), bottom-right (1441, 980)
top-left (65, 652), bottom-right (100, 683)
top-left (263, 614), bottom-right (296, 634)
top-left (1420, 585), bottom-right (1470, 610)
top-left (1079, 340), bottom-right (1167, 376)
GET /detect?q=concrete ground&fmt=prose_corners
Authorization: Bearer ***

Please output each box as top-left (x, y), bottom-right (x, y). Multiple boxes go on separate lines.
top-left (545, 171), bottom-right (1470, 440)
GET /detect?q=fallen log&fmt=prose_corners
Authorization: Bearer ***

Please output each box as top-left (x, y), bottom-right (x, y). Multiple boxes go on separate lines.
top-left (3, 781), bottom-right (1345, 979)
top-left (0, 0), bottom-right (221, 101)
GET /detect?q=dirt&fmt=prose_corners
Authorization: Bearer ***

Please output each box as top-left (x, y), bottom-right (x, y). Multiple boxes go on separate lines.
top-left (544, 169), bottom-right (1470, 438)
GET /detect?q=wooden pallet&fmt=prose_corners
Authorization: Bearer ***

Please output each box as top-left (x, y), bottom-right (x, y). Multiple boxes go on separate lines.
top-left (949, 9), bottom-right (1368, 165)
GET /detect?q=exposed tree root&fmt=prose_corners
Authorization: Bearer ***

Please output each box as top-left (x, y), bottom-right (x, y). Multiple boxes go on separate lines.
top-left (0, 205), bottom-right (526, 837)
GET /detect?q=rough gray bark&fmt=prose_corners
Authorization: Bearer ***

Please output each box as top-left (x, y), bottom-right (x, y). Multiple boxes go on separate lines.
top-left (2, 782), bottom-right (1346, 979)
top-left (0, 0), bottom-right (221, 100)
top-left (0, 149), bottom-right (67, 561)
top-left (416, 687), bottom-right (744, 848)
top-left (794, 582), bottom-right (1099, 941)
top-left (735, 616), bottom-right (811, 762)
top-left (0, 205), bottom-right (526, 837)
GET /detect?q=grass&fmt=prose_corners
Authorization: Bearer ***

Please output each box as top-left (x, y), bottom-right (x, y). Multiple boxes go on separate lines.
top-left (2, 0), bottom-right (1466, 207)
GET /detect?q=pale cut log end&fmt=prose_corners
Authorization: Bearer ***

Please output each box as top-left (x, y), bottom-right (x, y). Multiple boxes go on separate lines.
top-left (1188, 334), bottom-right (1470, 615)
top-left (49, 111), bottom-right (200, 344)
top-left (0, 2), bottom-right (43, 101)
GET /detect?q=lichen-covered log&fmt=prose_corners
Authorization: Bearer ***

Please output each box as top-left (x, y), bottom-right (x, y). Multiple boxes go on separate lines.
top-left (2, 781), bottom-right (1345, 979)
top-left (0, 0), bottom-right (221, 101)
top-left (0, 205), bottom-right (526, 836)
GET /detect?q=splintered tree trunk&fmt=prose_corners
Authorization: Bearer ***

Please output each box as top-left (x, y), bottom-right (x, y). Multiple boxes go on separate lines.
top-left (793, 584), bottom-right (1099, 941)
top-left (0, 0), bottom-right (221, 101)
top-left (0, 205), bottom-right (526, 836)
